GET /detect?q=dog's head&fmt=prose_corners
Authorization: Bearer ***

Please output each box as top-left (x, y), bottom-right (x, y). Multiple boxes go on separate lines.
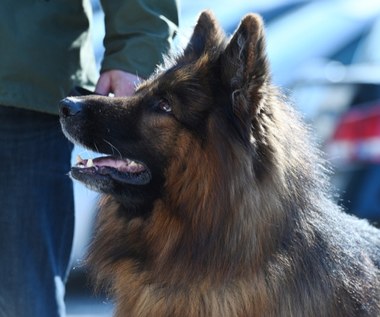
top-left (59, 11), bottom-right (270, 212)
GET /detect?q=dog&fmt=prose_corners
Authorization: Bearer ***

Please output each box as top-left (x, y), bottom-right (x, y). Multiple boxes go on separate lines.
top-left (60, 11), bottom-right (380, 317)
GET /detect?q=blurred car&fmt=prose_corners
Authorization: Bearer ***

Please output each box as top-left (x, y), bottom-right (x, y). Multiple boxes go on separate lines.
top-left (291, 64), bottom-right (380, 225)
top-left (326, 94), bottom-right (380, 224)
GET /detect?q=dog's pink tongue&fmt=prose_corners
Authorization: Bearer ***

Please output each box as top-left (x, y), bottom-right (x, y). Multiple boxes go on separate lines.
top-left (76, 155), bottom-right (145, 173)
top-left (94, 156), bottom-right (145, 173)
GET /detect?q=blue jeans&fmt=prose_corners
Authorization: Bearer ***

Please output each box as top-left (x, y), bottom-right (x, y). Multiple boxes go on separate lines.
top-left (0, 106), bottom-right (74, 317)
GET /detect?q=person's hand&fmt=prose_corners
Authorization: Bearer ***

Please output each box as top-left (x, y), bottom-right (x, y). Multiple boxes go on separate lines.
top-left (95, 70), bottom-right (140, 97)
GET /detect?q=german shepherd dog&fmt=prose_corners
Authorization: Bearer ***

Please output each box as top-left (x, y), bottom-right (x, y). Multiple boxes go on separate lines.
top-left (60, 11), bottom-right (380, 317)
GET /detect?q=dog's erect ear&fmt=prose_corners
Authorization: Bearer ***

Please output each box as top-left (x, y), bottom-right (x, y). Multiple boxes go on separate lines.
top-left (221, 14), bottom-right (269, 120)
top-left (183, 10), bottom-right (225, 60)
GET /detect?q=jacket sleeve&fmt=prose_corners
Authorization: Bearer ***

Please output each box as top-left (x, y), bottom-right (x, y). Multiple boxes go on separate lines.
top-left (99, 0), bottom-right (179, 79)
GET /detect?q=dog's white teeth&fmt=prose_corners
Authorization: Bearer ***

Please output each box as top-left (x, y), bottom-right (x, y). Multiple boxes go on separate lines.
top-left (76, 155), bottom-right (83, 164)
top-left (129, 161), bottom-right (138, 168)
top-left (86, 158), bottom-right (94, 168)
top-left (126, 160), bottom-right (145, 173)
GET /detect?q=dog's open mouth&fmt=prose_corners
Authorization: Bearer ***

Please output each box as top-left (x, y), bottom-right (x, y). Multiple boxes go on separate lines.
top-left (72, 155), bottom-right (151, 185)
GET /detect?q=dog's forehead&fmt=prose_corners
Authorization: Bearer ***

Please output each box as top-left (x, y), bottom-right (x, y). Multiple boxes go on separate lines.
top-left (160, 55), bottom-right (214, 90)
top-left (162, 67), bottom-right (197, 88)
top-left (138, 67), bottom-right (196, 95)
top-left (136, 52), bottom-right (218, 100)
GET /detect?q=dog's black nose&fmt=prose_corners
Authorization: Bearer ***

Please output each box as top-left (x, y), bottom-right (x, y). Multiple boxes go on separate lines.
top-left (59, 97), bottom-right (83, 118)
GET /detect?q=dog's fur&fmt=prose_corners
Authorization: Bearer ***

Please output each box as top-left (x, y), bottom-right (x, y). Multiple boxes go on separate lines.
top-left (60, 11), bottom-right (380, 317)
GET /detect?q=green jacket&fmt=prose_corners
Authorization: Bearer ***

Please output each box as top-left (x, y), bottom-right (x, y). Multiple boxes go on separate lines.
top-left (0, 0), bottom-right (178, 114)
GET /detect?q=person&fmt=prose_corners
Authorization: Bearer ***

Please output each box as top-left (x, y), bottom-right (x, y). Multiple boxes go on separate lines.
top-left (0, 0), bottom-right (178, 316)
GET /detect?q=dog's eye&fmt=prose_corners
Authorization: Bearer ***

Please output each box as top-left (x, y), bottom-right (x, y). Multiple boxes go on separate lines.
top-left (157, 100), bottom-right (172, 113)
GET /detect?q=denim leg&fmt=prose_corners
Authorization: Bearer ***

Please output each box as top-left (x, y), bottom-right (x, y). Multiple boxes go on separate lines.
top-left (0, 106), bottom-right (74, 317)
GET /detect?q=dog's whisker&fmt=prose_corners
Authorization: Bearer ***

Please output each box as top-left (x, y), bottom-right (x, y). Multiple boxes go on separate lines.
top-left (102, 139), bottom-right (122, 159)
top-left (93, 143), bottom-right (100, 154)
